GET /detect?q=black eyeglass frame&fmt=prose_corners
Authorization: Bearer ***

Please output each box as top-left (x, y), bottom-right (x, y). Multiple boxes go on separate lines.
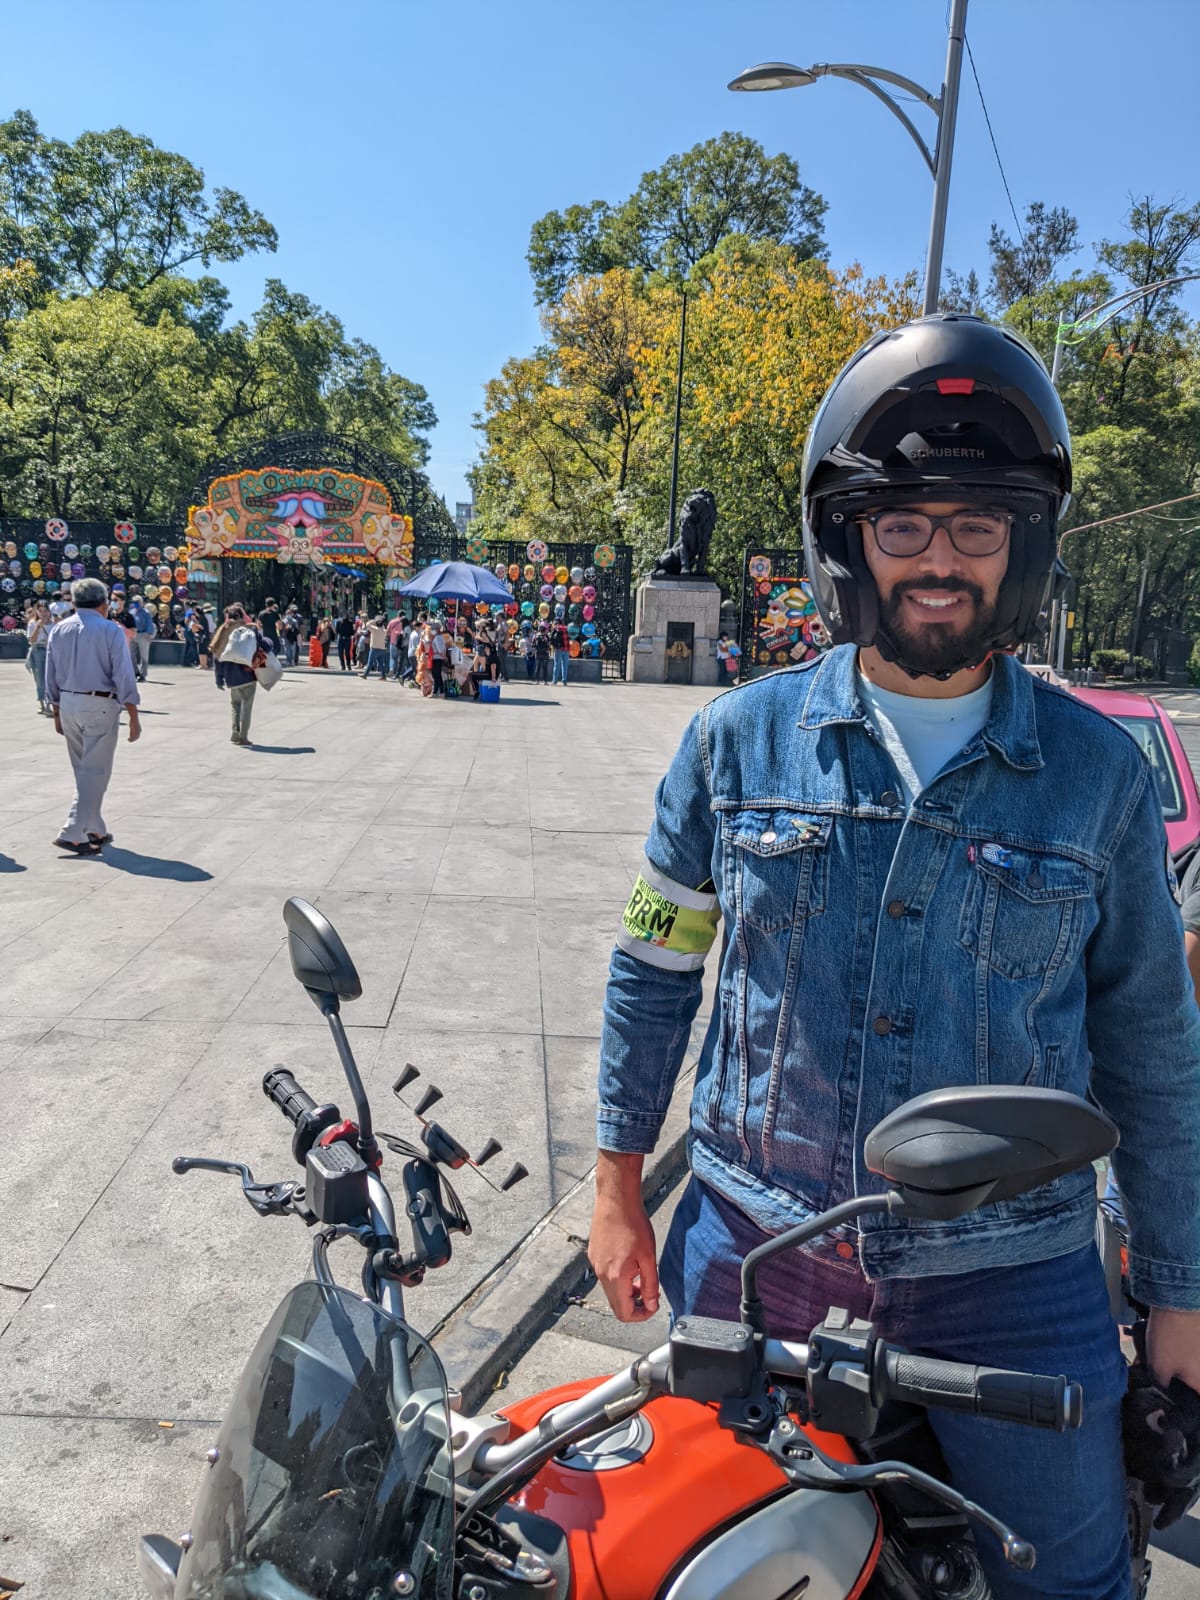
top-left (855, 506), bottom-right (1016, 559)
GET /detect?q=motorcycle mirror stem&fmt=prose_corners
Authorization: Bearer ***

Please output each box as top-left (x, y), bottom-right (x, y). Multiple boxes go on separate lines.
top-left (317, 992), bottom-right (380, 1167)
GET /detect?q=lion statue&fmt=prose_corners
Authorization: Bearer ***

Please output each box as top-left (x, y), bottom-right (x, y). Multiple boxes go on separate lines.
top-left (652, 488), bottom-right (717, 578)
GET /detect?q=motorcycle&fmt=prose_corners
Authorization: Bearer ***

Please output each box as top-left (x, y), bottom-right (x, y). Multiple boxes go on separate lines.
top-left (140, 895), bottom-right (1119, 1600)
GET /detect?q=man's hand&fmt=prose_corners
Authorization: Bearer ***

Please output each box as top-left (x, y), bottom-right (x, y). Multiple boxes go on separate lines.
top-left (125, 705), bottom-right (141, 743)
top-left (589, 1151), bottom-right (659, 1322)
top-left (52, 707), bottom-right (63, 736)
top-left (1148, 1306), bottom-right (1200, 1392)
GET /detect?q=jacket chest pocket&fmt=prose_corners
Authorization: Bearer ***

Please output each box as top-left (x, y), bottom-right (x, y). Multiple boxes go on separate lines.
top-left (958, 846), bottom-right (1093, 980)
top-left (721, 809), bottom-right (832, 934)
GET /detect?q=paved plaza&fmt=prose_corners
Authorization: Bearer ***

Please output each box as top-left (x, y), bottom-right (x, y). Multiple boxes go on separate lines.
top-left (0, 659), bottom-right (714, 1595)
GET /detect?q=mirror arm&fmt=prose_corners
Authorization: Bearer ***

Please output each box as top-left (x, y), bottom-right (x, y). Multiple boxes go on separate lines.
top-left (740, 1194), bottom-right (897, 1332)
top-left (324, 1006), bottom-right (379, 1165)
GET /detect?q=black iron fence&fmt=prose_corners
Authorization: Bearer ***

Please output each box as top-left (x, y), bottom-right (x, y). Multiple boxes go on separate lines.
top-left (737, 548), bottom-right (829, 679)
top-left (1, 516), bottom-right (635, 680)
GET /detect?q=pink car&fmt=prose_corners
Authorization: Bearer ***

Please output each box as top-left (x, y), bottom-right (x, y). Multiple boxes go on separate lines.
top-left (1068, 685), bottom-right (1200, 862)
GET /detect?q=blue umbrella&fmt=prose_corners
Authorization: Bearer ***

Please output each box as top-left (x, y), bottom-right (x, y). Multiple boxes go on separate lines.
top-left (398, 560), bottom-right (512, 605)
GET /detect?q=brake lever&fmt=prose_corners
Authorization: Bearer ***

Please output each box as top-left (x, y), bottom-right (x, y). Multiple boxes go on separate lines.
top-left (766, 1417), bottom-right (1036, 1572)
top-left (172, 1155), bottom-right (301, 1218)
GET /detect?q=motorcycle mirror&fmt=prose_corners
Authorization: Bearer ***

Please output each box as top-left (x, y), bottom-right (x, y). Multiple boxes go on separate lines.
top-left (283, 897), bottom-right (363, 1012)
top-left (864, 1086), bottom-right (1117, 1221)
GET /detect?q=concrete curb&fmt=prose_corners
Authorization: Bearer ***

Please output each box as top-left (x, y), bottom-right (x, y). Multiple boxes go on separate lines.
top-left (432, 1073), bottom-right (694, 1413)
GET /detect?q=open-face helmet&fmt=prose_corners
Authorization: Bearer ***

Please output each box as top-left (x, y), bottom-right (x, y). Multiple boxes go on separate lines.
top-left (801, 313), bottom-right (1072, 675)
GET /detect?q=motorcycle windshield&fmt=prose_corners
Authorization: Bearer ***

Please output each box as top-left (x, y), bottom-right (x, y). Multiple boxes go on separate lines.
top-left (176, 1281), bottom-right (454, 1600)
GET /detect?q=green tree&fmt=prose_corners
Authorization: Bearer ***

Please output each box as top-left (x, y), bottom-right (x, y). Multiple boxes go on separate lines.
top-left (527, 132), bottom-right (826, 304)
top-left (0, 290), bottom-right (211, 518)
top-left (0, 110), bottom-right (277, 298)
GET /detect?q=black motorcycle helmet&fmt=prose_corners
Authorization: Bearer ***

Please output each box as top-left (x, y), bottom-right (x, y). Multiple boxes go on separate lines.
top-left (801, 314), bottom-right (1072, 675)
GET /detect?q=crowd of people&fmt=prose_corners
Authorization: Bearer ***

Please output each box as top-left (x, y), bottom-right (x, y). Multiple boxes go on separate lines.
top-left (23, 590), bottom-right (608, 726)
top-left (297, 606), bottom-right (605, 694)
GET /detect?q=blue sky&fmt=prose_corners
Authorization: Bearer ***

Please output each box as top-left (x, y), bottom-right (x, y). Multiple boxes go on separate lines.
top-left (8, 0), bottom-right (1200, 505)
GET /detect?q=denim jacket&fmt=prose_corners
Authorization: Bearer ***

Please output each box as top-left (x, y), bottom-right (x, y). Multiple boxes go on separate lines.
top-left (597, 645), bottom-right (1200, 1310)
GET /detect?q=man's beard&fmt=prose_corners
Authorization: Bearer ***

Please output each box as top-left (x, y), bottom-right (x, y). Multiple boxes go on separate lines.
top-left (878, 577), bottom-right (996, 675)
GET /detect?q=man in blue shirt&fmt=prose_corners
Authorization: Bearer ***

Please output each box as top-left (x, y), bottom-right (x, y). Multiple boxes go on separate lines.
top-left (590, 317), bottom-right (1200, 1597)
top-left (44, 577), bottom-right (141, 855)
top-left (130, 596), bottom-right (156, 682)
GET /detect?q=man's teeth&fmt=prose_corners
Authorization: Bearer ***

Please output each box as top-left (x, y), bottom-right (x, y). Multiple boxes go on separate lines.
top-left (912, 596), bottom-right (959, 608)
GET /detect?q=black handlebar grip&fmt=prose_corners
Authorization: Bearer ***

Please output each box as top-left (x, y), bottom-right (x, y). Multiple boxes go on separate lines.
top-left (263, 1068), bottom-right (317, 1126)
top-left (878, 1347), bottom-right (1083, 1432)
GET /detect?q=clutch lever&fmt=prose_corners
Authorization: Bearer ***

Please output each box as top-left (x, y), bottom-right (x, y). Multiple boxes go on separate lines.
top-left (172, 1155), bottom-right (301, 1217)
top-left (767, 1418), bottom-right (1036, 1572)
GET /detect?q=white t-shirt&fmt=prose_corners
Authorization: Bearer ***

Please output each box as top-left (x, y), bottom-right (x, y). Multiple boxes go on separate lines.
top-left (856, 665), bottom-right (994, 801)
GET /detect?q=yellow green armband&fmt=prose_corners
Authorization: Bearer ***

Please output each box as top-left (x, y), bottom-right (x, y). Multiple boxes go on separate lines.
top-left (616, 864), bottom-right (720, 971)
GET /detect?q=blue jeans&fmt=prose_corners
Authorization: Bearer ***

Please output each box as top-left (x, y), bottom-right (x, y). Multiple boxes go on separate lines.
top-left (363, 647), bottom-right (388, 679)
top-left (388, 643), bottom-right (402, 678)
top-left (659, 1179), bottom-right (1130, 1600)
top-left (552, 647), bottom-right (570, 684)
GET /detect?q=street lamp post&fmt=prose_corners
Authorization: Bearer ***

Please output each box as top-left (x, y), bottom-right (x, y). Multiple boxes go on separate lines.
top-left (729, 0), bottom-right (969, 316)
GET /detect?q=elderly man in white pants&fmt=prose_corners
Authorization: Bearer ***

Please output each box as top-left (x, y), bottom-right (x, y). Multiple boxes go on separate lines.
top-left (44, 578), bottom-right (141, 856)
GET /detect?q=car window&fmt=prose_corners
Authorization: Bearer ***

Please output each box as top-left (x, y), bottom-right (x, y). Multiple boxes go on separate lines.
top-left (1110, 714), bottom-right (1186, 821)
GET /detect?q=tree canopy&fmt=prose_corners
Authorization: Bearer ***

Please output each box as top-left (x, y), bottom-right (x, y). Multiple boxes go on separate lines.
top-left (527, 132), bottom-right (826, 304)
top-left (0, 110), bottom-right (440, 523)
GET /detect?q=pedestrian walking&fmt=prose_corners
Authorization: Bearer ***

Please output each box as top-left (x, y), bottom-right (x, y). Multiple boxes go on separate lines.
top-left (280, 607), bottom-right (301, 667)
top-left (415, 620), bottom-right (435, 698)
top-left (386, 612), bottom-right (407, 679)
top-left (522, 624), bottom-right (537, 680)
top-left (257, 597), bottom-right (281, 655)
top-left (25, 599), bottom-right (54, 715)
top-left (534, 624), bottom-right (552, 685)
top-left (551, 618), bottom-right (570, 685)
top-left (336, 612), bottom-right (354, 671)
top-left (362, 615), bottom-right (390, 680)
top-left (430, 620), bottom-right (449, 696)
top-left (404, 614), bottom-right (422, 685)
top-left (213, 603), bottom-right (268, 746)
top-left (715, 631), bottom-right (741, 682)
top-left (43, 578), bottom-right (141, 855)
top-left (193, 606), bottom-right (212, 669)
top-left (317, 615), bottom-right (334, 666)
top-left (130, 596), bottom-right (156, 682)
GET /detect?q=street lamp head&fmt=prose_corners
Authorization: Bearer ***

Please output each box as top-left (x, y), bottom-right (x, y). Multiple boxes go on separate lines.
top-left (727, 61), bottom-right (819, 92)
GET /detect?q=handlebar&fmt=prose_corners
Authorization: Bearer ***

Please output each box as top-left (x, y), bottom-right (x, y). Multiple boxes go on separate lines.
top-left (262, 1067), bottom-right (341, 1165)
top-left (876, 1346), bottom-right (1082, 1432)
top-left (263, 1068), bottom-right (316, 1125)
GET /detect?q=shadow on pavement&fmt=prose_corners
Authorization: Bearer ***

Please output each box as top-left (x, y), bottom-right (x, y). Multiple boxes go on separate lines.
top-left (0, 853), bottom-right (26, 872)
top-left (95, 846), bottom-right (213, 881)
top-left (244, 744), bottom-right (317, 755)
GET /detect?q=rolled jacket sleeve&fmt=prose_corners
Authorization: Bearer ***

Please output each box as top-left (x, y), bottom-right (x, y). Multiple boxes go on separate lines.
top-left (1088, 766), bottom-right (1200, 1309)
top-left (596, 711), bottom-right (721, 1154)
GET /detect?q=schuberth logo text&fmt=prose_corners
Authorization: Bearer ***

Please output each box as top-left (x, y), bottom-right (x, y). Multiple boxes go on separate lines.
top-left (909, 447), bottom-right (987, 460)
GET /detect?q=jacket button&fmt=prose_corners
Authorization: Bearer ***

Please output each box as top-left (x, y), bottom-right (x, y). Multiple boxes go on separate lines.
top-left (880, 789), bottom-right (900, 807)
top-left (760, 830), bottom-right (777, 844)
top-left (872, 1015), bottom-right (892, 1036)
top-left (887, 900), bottom-right (906, 919)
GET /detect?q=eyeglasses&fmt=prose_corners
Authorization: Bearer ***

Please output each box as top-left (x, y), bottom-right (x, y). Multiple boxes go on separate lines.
top-left (858, 508), bottom-right (1014, 558)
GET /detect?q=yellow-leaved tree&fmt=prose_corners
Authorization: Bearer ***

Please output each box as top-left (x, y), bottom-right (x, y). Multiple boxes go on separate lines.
top-left (474, 242), bottom-right (917, 591)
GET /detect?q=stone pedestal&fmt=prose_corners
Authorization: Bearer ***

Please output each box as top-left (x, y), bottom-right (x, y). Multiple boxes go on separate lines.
top-left (626, 576), bottom-right (723, 686)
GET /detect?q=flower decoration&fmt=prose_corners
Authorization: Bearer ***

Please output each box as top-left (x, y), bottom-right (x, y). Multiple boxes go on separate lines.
top-left (593, 544), bottom-right (616, 570)
top-left (526, 539), bottom-right (549, 562)
top-left (748, 555), bottom-right (773, 581)
top-left (45, 519), bottom-right (68, 542)
top-left (114, 521), bottom-right (135, 543)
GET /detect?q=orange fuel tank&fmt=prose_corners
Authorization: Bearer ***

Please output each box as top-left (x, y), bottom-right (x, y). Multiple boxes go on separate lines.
top-left (500, 1378), bottom-right (879, 1600)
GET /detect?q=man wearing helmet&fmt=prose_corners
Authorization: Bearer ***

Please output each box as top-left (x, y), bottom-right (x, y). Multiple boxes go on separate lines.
top-left (590, 315), bottom-right (1200, 1597)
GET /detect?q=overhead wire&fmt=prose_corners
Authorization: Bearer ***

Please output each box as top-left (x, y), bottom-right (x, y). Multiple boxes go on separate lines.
top-left (1064, 489), bottom-right (1200, 537)
top-left (964, 34), bottom-right (1024, 242)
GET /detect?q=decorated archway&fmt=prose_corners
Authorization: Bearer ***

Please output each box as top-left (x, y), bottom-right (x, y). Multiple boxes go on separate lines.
top-left (173, 433), bottom-right (430, 616)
